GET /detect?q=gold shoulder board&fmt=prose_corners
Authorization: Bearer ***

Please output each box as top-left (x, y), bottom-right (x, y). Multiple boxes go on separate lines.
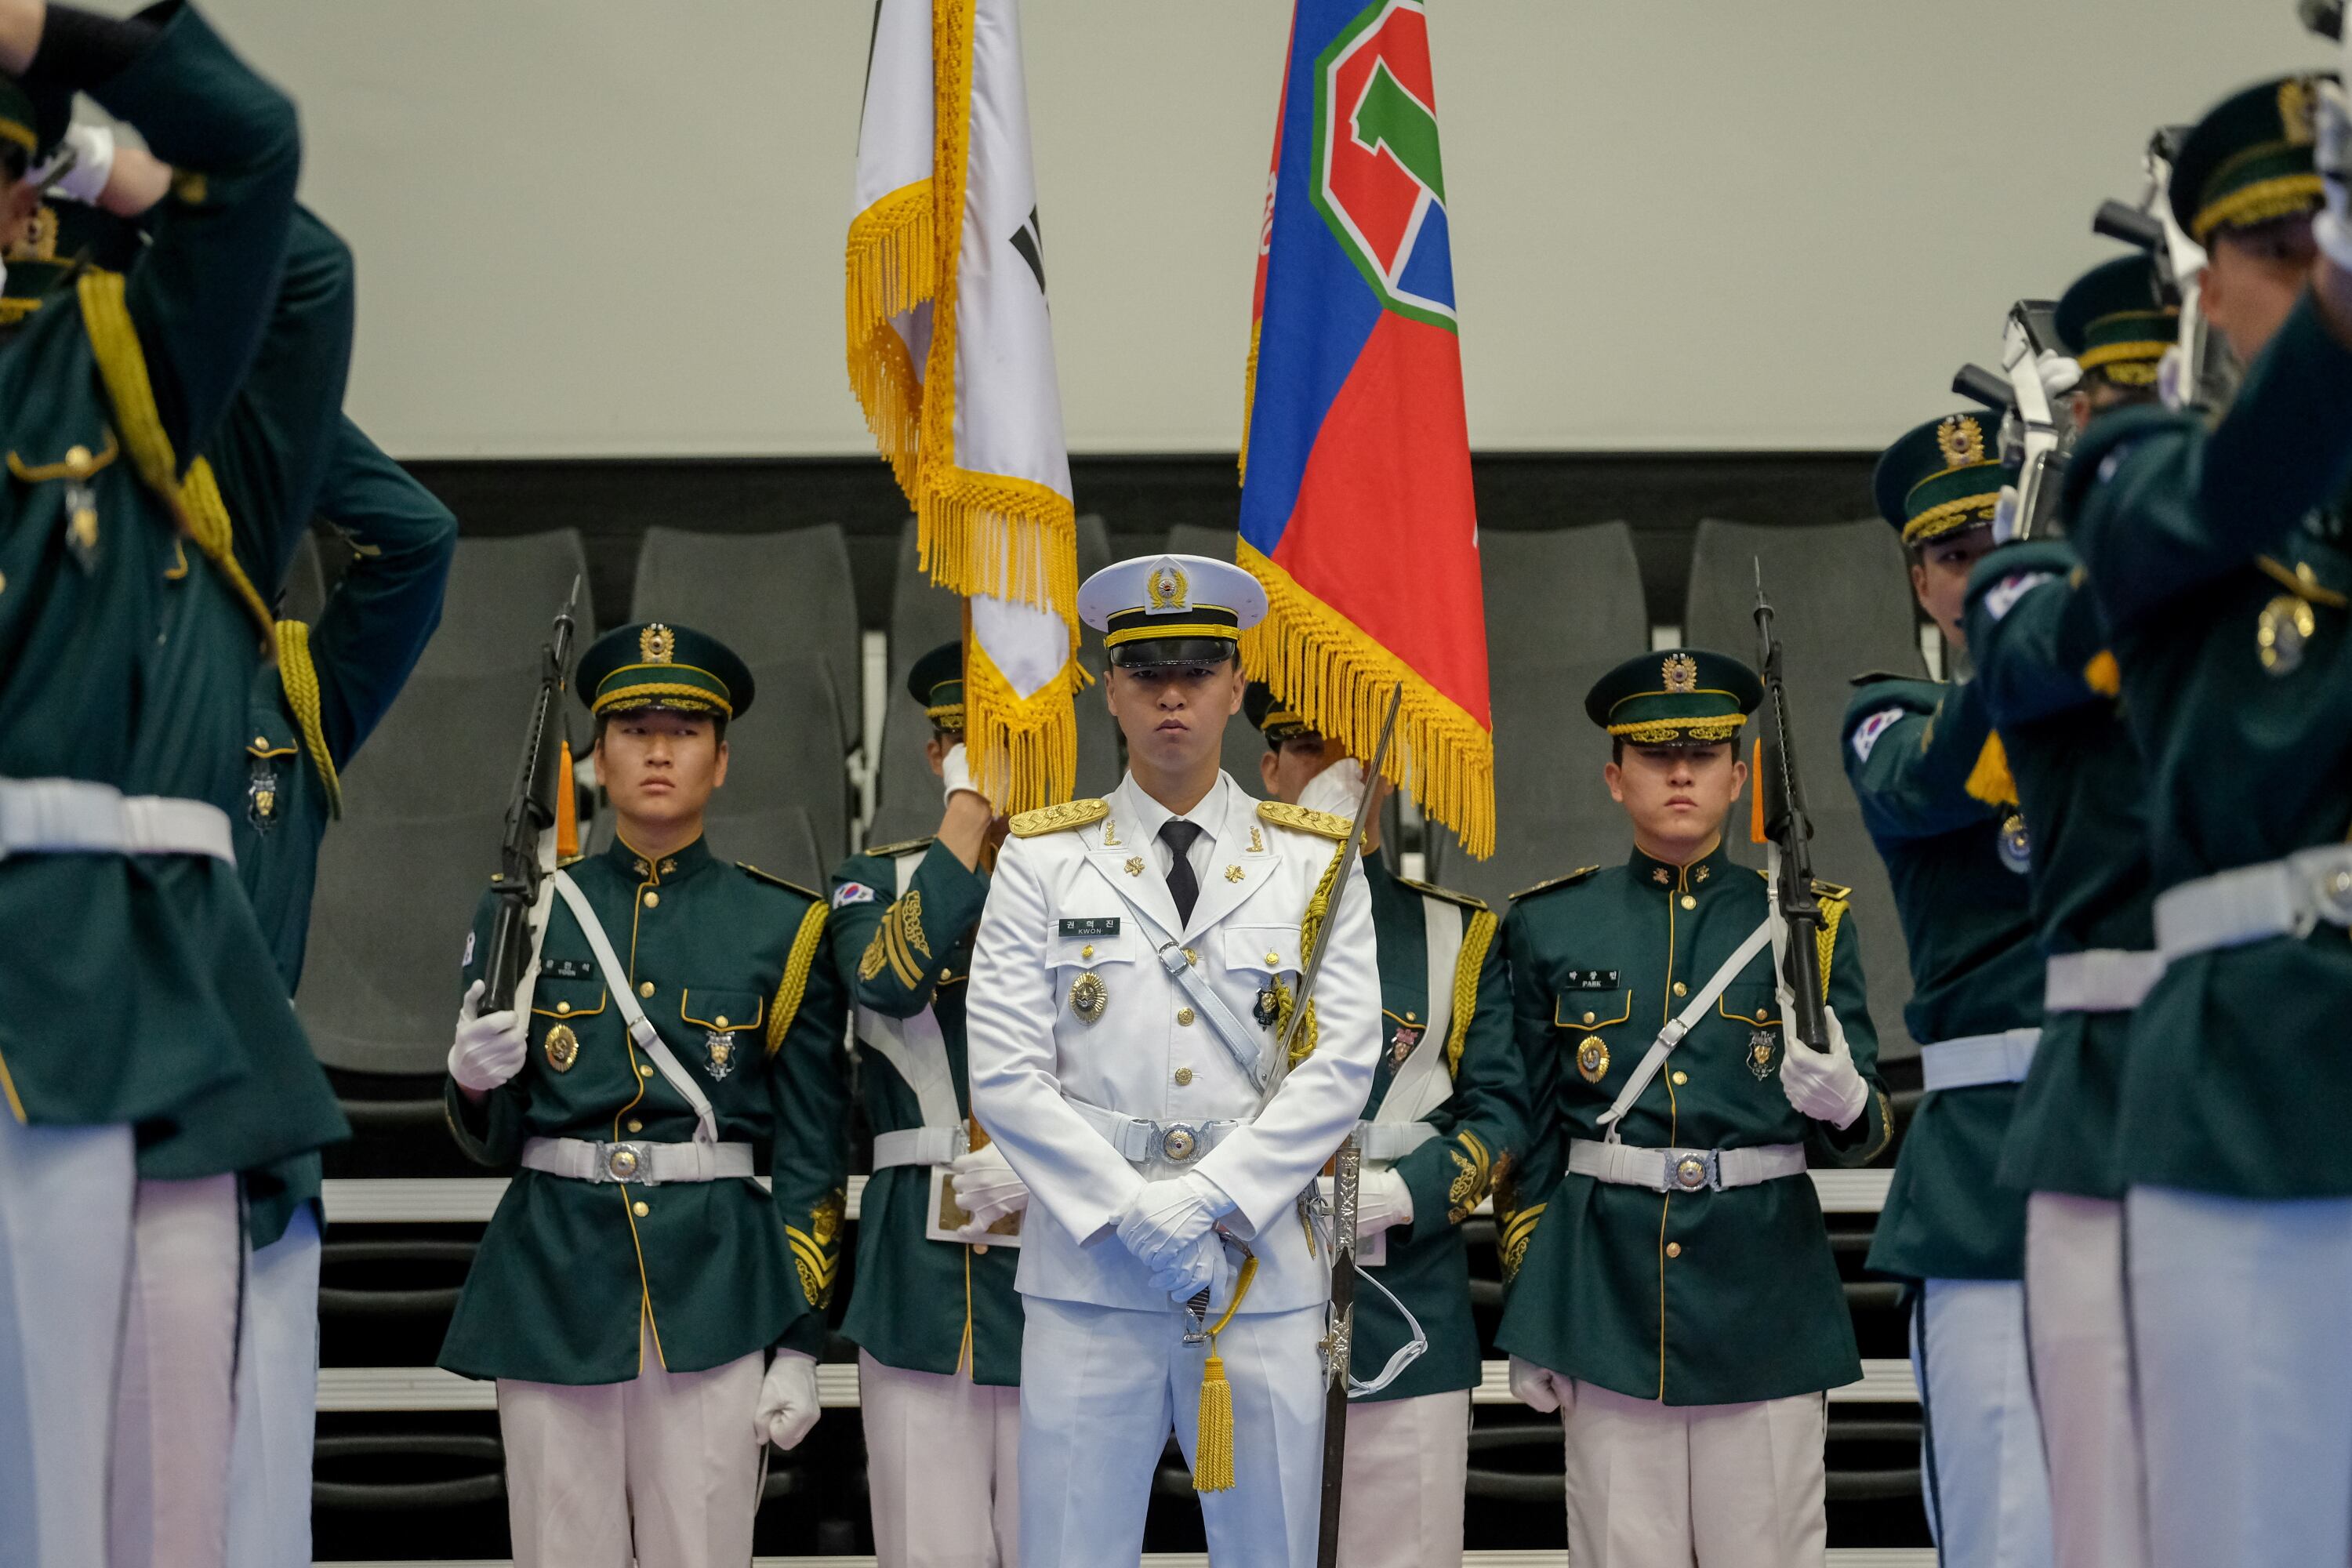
top-left (557, 852), bottom-right (588, 869)
top-left (1512, 866), bottom-right (1600, 900)
top-left (1393, 873), bottom-right (1490, 913)
top-left (1009, 799), bottom-right (1109, 838)
top-left (1257, 800), bottom-right (1351, 840)
top-left (862, 836), bottom-right (938, 860)
top-left (739, 862), bottom-right (822, 900)
top-left (1810, 878), bottom-right (1853, 905)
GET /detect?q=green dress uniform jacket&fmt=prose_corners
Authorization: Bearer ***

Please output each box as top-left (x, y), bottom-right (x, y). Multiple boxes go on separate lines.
top-left (236, 418), bottom-right (457, 1250)
top-left (1962, 541), bottom-right (2152, 1200)
top-left (1494, 840), bottom-right (1893, 1406)
top-left (441, 833), bottom-right (851, 1385)
top-left (2067, 293), bottom-right (2352, 1199)
top-left (1352, 854), bottom-right (1526, 1403)
top-left (827, 837), bottom-right (1023, 1386)
top-left (1843, 675), bottom-right (2042, 1280)
top-left (0, 5), bottom-right (315, 1131)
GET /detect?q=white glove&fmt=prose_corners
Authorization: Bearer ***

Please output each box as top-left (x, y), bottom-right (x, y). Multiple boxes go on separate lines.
top-left (2035, 348), bottom-right (2082, 402)
top-left (1778, 1004), bottom-right (1870, 1129)
top-left (1115, 1173), bottom-right (1234, 1269)
top-left (1147, 1230), bottom-right (1232, 1306)
top-left (940, 741), bottom-right (984, 806)
top-left (448, 978), bottom-right (527, 1094)
top-left (32, 123), bottom-right (114, 205)
top-left (2317, 82), bottom-right (2352, 273)
top-left (755, 1349), bottom-right (821, 1450)
top-left (949, 1141), bottom-right (1029, 1232)
top-left (1315, 1167), bottom-right (1415, 1238)
top-left (1296, 755), bottom-right (1363, 818)
top-left (1508, 1355), bottom-right (1569, 1414)
top-left (1991, 484), bottom-right (2021, 545)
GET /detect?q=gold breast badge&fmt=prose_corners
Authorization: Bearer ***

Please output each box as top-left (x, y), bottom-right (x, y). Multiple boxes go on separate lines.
top-left (2258, 593), bottom-right (2315, 675)
top-left (1748, 1029), bottom-right (1777, 1080)
top-left (1069, 971), bottom-right (1109, 1024)
top-left (1575, 1035), bottom-right (1610, 1083)
top-left (544, 1023), bottom-right (580, 1073)
top-left (704, 1028), bottom-right (738, 1080)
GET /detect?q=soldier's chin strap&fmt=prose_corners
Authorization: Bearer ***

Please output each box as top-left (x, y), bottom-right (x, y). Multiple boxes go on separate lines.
top-left (1596, 915), bottom-right (1775, 1144)
top-left (552, 869), bottom-right (719, 1145)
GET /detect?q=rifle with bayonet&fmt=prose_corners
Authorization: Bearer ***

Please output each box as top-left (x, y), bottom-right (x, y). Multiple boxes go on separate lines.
top-left (1750, 568), bottom-right (1830, 1053)
top-left (482, 579), bottom-right (583, 1013)
top-left (2093, 126), bottom-right (2236, 415)
top-left (1952, 298), bottom-right (2073, 540)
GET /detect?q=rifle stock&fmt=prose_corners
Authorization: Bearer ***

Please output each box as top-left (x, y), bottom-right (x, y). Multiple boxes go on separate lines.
top-left (483, 580), bottom-right (582, 1012)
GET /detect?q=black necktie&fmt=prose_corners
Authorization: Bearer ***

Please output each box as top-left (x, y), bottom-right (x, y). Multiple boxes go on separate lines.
top-left (1159, 819), bottom-right (1203, 926)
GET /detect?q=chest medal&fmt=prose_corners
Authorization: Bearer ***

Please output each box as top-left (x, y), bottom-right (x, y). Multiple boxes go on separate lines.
top-left (704, 1029), bottom-right (739, 1080)
top-left (1748, 1029), bottom-right (1777, 1080)
top-left (245, 758), bottom-right (280, 833)
top-left (543, 1023), bottom-right (579, 1073)
top-left (1998, 813), bottom-right (2032, 876)
top-left (1069, 971), bottom-right (1108, 1024)
top-left (2258, 593), bottom-right (2315, 676)
top-left (1254, 985), bottom-right (1282, 1028)
top-left (1576, 1035), bottom-right (1610, 1083)
top-left (63, 478), bottom-right (99, 572)
top-left (1390, 1022), bottom-right (1423, 1065)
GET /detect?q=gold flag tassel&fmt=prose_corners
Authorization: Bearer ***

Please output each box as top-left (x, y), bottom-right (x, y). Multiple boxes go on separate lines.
top-left (1192, 1253), bottom-right (1259, 1494)
top-left (962, 635), bottom-right (1091, 815)
top-left (555, 739), bottom-right (579, 858)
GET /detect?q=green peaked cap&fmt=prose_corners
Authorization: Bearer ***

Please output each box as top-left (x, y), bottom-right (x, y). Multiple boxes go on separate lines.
top-left (2169, 73), bottom-right (2332, 243)
top-left (1874, 411), bottom-right (2016, 546)
top-left (576, 620), bottom-right (754, 720)
top-left (1243, 681), bottom-right (1314, 746)
top-left (906, 640), bottom-right (964, 728)
top-left (1584, 648), bottom-right (1761, 746)
top-left (2056, 255), bottom-right (2176, 387)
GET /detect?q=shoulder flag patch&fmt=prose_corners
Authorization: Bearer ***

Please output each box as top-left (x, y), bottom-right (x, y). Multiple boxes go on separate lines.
top-left (1849, 707), bottom-right (1905, 765)
top-left (831, 881), bottom-right (877, 909)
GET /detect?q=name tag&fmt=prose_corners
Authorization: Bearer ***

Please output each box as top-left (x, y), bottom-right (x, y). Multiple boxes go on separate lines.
top-left (539, 956), bottom-right (595, 981)
top-left (1059, 917), bottom-right (1121, 938)
top-left (1559, 969), bottom-right (1620, 990)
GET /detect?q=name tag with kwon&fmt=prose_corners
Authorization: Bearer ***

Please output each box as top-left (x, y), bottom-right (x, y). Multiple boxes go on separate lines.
top-left (1059, 917), bottom-right (1121, 938)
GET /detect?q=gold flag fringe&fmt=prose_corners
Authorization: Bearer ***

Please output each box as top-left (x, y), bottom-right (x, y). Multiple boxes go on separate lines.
top-left (964, 637), bottom-right (1091, 815)
top-left (844, 178), bottom-right (936, 498)
top-left (1236, 539), bottom-right (1497, 858)
top-left (1236, 317), bottom-right (1261, 485)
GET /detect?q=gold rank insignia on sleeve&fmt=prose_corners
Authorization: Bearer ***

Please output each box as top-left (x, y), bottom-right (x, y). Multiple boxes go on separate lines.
top-left (1009, 798), bottom-right (1109, 837)
top-left (1256, 800), bottom-right (1350, 840)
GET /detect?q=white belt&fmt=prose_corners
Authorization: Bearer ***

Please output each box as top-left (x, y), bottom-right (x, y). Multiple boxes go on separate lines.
top-left (870, 1126), bottom-right (964, 1170)
top-left (1356, 1121), bottom-right (1437, 1163)
top-left (2154, 845), bottom-right (2352, 964)
top-left (1918, 1028), bottom-right (2041, 1092)
top-left (520, 1137), bottom-right (753, 1186)
top-left (1065, 1098), bottom-right (1243, 1167)
top-left (0, 777), bottom-right (234, 864)
top-left (2043, 949), bottom-right (2161, 1013)
top-left (1568, 1138), bottom-right (1806, 1194)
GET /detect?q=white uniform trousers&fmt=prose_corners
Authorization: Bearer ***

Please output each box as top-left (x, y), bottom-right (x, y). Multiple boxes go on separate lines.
top-left (859, 1349), bottom-right (1021, 1567)
top-left (0, 1113), bottom-right (134, 1568)
top-left (1912, 1277), bottom-right (2053, 1568)
top-left (2023, 1193), bottom-right (2148, 1568)
top-left (1558, 1377), bottom-right (1827, 1567)
top-left (111, 1173), bottom-right (242, 1568)
top-left (1335, 1388), bottom-right (1469, 1568)
top-left (1018, 1295), bottom-right (1324, 1568)
top-left (496, 1320), bottom-right (767, 1568)
top-left (226, 1206), bottom-right (323, 1568)
top-left (2126, 1185), bottom-right (2352, 1568)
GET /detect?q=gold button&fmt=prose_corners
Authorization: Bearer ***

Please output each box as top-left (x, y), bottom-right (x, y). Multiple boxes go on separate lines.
top-left (1265, 949), bottom-right (1280, 965)
top-left (1177, 1007), bottom-right (1196, 1026)
top-left (1082, 944), bottom-right (1095, 959)
top-left (1184, 948), bottom-right (1199, 967)
top-left (1671, 1070), bottom-right (1688, 1086)
top-left (1673, 982), bottom-right (1688, 997)
top-left (974, 1243), bottom-right (989, 1255)
top-left (714, 1014), bottom-right (729, 1029)
top-left (626, 1120), bottom-right (642, 1133)
top-left (638, 1064), bottom-right (654, 1079)
top-left (633, 1201), bottom-right (650, 1218)
top-left (1582, 1011), bottom-right (1596, 1025)
top-left (253, 735), bottom-right (269, 748)
top-left (1665, 1242), bottom-right (1682, 1259)
top-left (64, 445), bottom-right (89, 470)
top-left (556, 1001), bottom-right (572, 1015)
top-left (639, 981), bottom-right (655, 998)
top-left (644, 891), bottom-right (659, 909)
top-left (1680, 895), bottom-right (1697, 909)
top-left (1406, 1011), bottom-right (1417, 1022)
top-left (1174, 1067), bottom-right (1193, 1087)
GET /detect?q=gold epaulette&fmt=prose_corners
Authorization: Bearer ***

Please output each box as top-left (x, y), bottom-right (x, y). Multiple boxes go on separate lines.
top-left (1512, 866), bottom-right (1599, 900)
top-left (1393, 873), bottom-right (1489, 913)
top-left (738, 862), bottom-right (823, 901)
top-left (1009, 799), bottom-right (1108, 837)
top-left (1257, 800), bottom-right (1350, 840)
top-left (557, 852), bottom-right (588, 868)
top-left (862, 835), bottom-right (938, 860)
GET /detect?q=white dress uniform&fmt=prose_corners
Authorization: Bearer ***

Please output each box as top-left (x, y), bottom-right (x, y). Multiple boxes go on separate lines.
top-left (967, 767), bottom-right (1380, 1568)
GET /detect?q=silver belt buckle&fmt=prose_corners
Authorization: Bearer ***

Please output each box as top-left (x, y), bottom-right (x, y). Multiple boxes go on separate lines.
top-left (1159, 1123), bottom-right (1202, 1163)
top-left (603, 1141), bottom-right (655, 1185)
top-left (1665, 1149), bottom-right (1718, 1193)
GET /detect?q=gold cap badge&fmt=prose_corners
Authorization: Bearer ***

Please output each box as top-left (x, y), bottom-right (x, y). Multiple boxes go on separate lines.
top-left (640, 623), bottom-right (676, 663)
top-left (1146, 561), bottom-right (1189, 612)
top-left (1661, 652), bottom-right (1699, 693)
top-left (1936, 416), bottom-right (1986, 470)
top-left (2282, 76), bottom-right (2318, 147)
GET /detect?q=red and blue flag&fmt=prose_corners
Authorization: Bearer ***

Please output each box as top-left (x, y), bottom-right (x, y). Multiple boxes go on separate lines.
top-left (1239, 0), bottom-right (1493, 855)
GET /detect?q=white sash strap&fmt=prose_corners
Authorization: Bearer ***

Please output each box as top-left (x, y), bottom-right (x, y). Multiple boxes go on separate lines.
top-left (856, 851), bottom-right (967, 1132)
top-left (1918, 1028), bottom-right (2042, 1092)
top-left (870, 1126), bottom-right (964, 1170)
top-left (1063, 1097), bottom-right (1244, 1167)
top-left (2043, 949), bottom-right (2161, 1014)
top-left (2154, 846), bottom-right (2352, 964)
top-left (1598, 914), bottom-right (1776, 1142)
top-left (1569, 1138), bottom-right (1806, 1193)
top-left (520, 1136), bottom-right (752, 1186)
top-left (551, 870), bottom-right (718, 1146)
top-left (1112, 890), bottom-right (1273, 1094)
top-left (0, 777), bottom-right (234, 865)
top-left (1356, 1122), bottom-right (1439, 1163)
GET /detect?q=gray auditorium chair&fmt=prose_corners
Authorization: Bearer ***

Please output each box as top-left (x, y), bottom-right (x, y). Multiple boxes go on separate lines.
top-left (868, 515), bottom-right (1118, 846)
top-left (1682, 517), bottom-right (1928, 1059)
top-left (630, 525), bottom-right (862, 751)
top-left (720, 655), bottom-right (851, 870)
top-left (1423, 524), bottom-right (1650, 911)
top-left (297, 532), bottom-right (597, 1076)
top-left (278, 528), bottom-right (327, 625)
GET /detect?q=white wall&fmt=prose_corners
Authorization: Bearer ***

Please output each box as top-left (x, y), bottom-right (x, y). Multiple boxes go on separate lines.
top-left (167, 1), bottom-right (2331, 458)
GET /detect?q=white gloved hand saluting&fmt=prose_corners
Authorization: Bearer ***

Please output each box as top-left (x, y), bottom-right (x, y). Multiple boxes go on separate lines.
top-left (31, 122), bottom-right (114, 205)
top-left (1116, 1173), bottom-right (1234, 1269)
top-left (949, 1141), bottom-right (1029, 1233)
top-left (2318, 81), bottom-right (2352, 273)
top-left (1295, 755), bottom-right (1364, 819)
top-left (1508, 1355), bottom-right (1570, 1414)
top-left (756, 1350), bottom-right (821, 1450)
top-left (2034, 348), bottom-right (2082, 402)
top-left (940, 741), bottom-right (985, 807)
top-left (448, 978), bottom-right (528, 1094)
top-left (1315, 1167), bottom-right (1415, 1238)
top-left (1778, 1004), bottom-right (1871, 1129)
